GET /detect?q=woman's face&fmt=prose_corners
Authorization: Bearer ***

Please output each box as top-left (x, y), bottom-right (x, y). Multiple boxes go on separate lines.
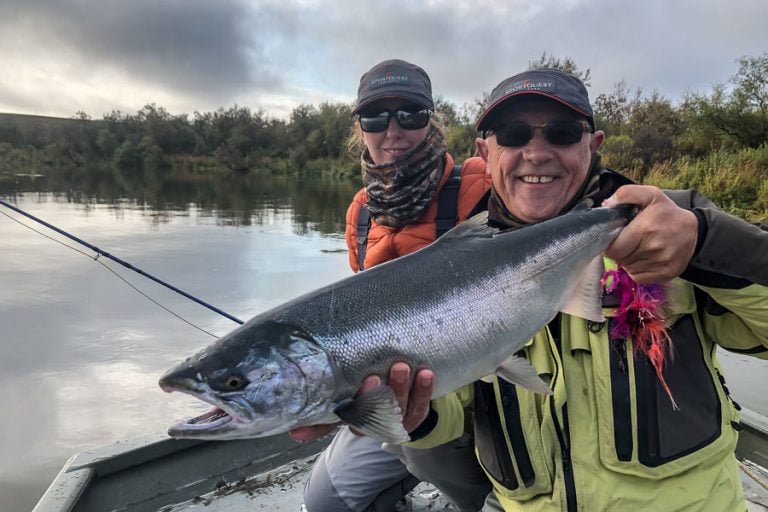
top-left (360, 99), bottom-right (431, 165)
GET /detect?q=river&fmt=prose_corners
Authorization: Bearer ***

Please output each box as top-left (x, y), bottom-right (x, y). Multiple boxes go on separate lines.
top-left (0, 167), bottom-right (766, 512)
top-left (0, 167), bottom-right (359, 511)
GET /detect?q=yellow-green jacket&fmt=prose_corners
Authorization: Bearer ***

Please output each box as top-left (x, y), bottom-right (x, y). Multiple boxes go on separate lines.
top-left (408, 187), bottom-right (768, 511)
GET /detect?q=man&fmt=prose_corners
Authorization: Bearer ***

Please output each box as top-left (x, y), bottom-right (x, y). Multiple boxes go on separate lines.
top-left (383, 68), bottom-right (768, 511)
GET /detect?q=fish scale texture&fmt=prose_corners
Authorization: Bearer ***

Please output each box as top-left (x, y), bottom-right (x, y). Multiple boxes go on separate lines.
top-left (267, 207), bottom-right (629, 397)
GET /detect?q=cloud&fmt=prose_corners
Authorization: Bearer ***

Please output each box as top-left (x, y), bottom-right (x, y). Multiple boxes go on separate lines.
top-left (2, 0), bottom-right (273, 94)
top-left (0, 0), bottom-right (765, 117)
top-left (0, 0), bottom-right (296, 115)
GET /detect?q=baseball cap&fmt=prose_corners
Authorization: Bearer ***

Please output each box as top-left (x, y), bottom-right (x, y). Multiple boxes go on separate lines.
top-left (475, 68), bottom-right (594, 131)
top-left (352, 59), bottom-right (434, 116)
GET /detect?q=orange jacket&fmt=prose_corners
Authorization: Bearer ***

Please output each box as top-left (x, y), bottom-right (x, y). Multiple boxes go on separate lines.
top-left (345, 155), bottom-right (491, 272)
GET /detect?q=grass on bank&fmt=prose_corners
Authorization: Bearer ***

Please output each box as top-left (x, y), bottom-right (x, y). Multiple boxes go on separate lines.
top-left (639, 145), bottom-right (768, 222)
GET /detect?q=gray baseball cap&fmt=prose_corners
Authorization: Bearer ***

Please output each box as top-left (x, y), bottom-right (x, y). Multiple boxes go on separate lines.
top-left (352, 59), bottom-right (434, 115)
top-left (476, 68), bottom-right (594, 131)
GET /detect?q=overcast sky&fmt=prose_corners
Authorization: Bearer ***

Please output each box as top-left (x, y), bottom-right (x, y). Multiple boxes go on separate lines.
top-left (0, 0), bottom-right (765, 120)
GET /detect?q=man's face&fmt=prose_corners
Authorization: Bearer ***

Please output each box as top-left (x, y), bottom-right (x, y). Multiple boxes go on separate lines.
top-left (477, 97), bottom-right (604, 223)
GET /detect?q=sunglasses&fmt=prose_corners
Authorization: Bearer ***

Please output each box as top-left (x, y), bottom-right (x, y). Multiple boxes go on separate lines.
top-left (358, 109), bottom-right (432, 133)
top-left (488, 120), bottom-right (593, 147)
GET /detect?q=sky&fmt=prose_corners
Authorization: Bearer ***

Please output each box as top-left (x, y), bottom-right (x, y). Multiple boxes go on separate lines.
top-left (0, 0), bottom-right (765, 121)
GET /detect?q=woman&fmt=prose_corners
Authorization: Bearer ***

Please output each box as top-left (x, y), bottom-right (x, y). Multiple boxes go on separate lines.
top-left (292, 59), bottom-right (492, 512)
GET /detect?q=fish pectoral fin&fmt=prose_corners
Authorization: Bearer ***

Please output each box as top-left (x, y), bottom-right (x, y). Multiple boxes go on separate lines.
top-left (560, 255), bottom-right (606, 323)
top-left (496, 356), bottom-right (553, 395)
top-left (333, 386), bottom-right (410, 444)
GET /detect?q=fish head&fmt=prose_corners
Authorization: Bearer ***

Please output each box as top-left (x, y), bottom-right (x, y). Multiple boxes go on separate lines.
top-left (159, 320), bottom-right (337, 440)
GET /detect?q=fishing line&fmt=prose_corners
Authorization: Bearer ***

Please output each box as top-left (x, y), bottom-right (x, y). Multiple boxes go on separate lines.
top-left (0, 206), bottom-right (220, 338)
top-left (0, 199), bottom-right (245, 335)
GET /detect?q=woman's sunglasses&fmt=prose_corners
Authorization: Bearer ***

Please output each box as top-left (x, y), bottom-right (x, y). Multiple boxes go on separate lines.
top-left (487, 120), bottom-right (593, 147)
top-left (358, 109), bottom-right (432, 133)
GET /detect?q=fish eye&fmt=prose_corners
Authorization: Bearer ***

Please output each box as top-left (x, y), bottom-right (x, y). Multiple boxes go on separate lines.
top-left (209, 371), bottom-right (249, 391)
top-left (224, 376), bottom-right (246, 390)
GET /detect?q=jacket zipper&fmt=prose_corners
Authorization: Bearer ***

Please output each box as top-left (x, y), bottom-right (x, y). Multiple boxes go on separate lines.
top-left (549, 317), bottom-right (577, 512)
top-left (551, 402), bottom-right (577, 511)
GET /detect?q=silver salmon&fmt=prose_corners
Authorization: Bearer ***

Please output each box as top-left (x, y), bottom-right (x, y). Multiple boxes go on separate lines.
top-left (160, 205), bottom-right (634, 444)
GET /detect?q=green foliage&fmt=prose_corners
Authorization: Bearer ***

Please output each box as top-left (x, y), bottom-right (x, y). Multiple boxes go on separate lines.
top-left (600, 135), bottom-right (642, 178)
top-left (1, 53), bottom-right (766, 220)
top-left (677, 54), bottom-right (768, 151)
top-left (96, 128), bottom-right (119, 158)
top-left (113, 140), bottom-right (142, 169)
top-left (444, 123), bottom-right (476, 161)
top-left (643, 144), bottom-right (768, 219)
top-left (594, 80), bottom-right (639, 134)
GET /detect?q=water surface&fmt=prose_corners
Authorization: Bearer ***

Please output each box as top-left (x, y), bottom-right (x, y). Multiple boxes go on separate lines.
top-left (0, 167), bottom-right (766, 511)
top-left (0, 168), bottom-right (358, 511)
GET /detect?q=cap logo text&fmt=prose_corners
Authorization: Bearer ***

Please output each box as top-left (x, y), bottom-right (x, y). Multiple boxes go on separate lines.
top-left (505, 79), bottom-right (555, 94)
top-left (371, 72), bottom-right (409, 89)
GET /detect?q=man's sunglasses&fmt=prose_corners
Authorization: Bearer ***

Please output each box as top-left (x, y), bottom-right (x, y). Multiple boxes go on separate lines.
top-left (358, 109), bottom-right (432, 133)
top-left (487, 120), bottom-right (593, 147)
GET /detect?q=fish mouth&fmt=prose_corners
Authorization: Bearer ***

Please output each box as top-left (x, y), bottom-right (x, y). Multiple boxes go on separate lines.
top-left (170, 406), bottom-right (233, 433)
top-left (165, 388), bottom-right (256, 437)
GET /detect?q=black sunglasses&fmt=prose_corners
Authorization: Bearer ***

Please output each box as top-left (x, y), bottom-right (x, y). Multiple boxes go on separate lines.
top-left (358, 109), bottom-right (432, 133)
top-left (487, 120), bottom-right (593, 147)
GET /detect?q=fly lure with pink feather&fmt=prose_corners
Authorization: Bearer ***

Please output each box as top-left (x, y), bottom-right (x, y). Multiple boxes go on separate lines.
top-left (602, 267), bottom-right (678, 410)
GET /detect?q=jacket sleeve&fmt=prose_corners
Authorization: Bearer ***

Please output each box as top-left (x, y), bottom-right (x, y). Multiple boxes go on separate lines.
top-left (665, 189), bottom-right (768, 287)
top-left (404, 384), bottom-right (474, 449)
top-left (695, 283), bottom-right (768, 358)
top-left (665, 189), bottom-right (768, 358)
top-left (345, 189), bottom-right (367, 273)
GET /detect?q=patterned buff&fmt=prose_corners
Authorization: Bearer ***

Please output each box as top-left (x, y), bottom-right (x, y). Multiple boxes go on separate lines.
top-left (362, 126), bottom-right (446, 227)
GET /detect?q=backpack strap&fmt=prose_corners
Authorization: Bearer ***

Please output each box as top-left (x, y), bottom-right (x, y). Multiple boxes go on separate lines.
top-left (356, 163), bottom-right (462, 270)
top-left (356, 205), bottom-right (371, 271)
top-left (435, 164), bottom-right (462, 238)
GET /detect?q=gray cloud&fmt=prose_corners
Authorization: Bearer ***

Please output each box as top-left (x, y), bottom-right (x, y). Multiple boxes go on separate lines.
top-left (0, 0), bottom-right (765, 117)
top-left (0, 0), bottom-right (286, 100)
top-left (283, 0), bottom-right (768, 106)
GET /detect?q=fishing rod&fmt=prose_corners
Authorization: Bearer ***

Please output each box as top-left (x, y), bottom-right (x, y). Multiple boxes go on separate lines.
top-left (0, 198), bottom-right (244, 325)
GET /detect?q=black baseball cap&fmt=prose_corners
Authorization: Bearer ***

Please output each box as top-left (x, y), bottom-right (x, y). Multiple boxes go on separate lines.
top-left (352, 59), bottom-right (434, 116)
top-left (475, 68), bottom-right (594, 131)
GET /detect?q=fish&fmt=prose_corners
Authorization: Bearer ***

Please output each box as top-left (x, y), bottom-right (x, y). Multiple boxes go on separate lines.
top-left (159, 205), bottom-right (635, 444)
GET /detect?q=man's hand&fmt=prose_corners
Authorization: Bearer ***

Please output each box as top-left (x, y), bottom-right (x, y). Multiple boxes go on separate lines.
top-left (603, 185), bottom-right (699, 283)
top-left (288, 362), bottom-right (435, 443)
top-left (387, 362), bottom-right (435, 433)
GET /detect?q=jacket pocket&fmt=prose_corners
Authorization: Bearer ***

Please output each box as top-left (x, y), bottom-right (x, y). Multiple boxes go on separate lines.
top-left (592, 310), bottom-right (738, 479)
top-left (634, 315), bottom-right (722, 466)
top-left (474, 380), bottom-right (553, 499)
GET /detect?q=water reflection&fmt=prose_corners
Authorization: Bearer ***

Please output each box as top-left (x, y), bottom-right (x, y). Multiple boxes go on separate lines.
top-left (0, 165), bottom-right (359, 234)
top-left (0, 166), bottom-right (359, 512)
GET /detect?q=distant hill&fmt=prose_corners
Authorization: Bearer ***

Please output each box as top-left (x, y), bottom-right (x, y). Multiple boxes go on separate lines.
top-left (0, 113), bottom-right (89, 134)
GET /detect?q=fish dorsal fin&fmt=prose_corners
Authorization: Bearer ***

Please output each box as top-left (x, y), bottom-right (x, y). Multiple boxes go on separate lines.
top-left (437, 211), bottom-right (498, 242)
top-left (496, 355), bottom-right (553, 395)
top-left (560, 255), bottom-right (606, 323)
top-left (333, 385), bottom-right (410, 444)
top-left (569, 202), bottom-right (590, 213)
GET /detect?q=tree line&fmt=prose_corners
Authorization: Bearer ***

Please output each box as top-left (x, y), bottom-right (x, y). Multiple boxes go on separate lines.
top-left (0, 53), bottom-right (766, 218)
